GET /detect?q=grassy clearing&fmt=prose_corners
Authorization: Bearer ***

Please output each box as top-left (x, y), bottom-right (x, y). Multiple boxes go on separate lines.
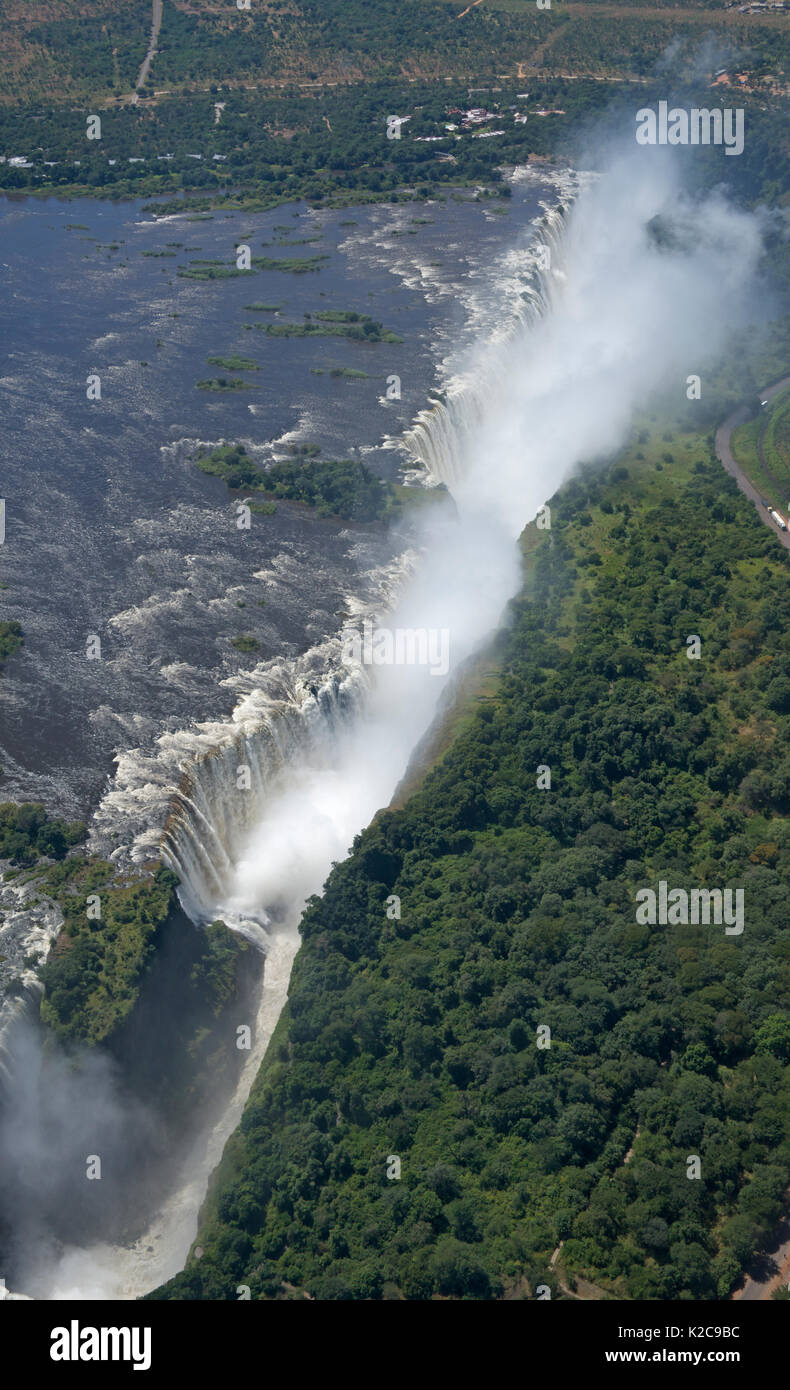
top-left (732, 415), bottom-right (786, 512)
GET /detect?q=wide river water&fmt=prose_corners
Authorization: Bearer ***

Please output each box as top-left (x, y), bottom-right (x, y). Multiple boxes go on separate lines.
top-left (0, 168), bottom-right (571, 1297)
top-left (0, 174), bottom-right (562, 826)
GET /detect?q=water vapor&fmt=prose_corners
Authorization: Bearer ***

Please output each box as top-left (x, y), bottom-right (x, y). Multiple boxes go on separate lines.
top-left (5, 145), bottom-right (764, 1300)
top-left (225, 148), bottom-right (762, 925)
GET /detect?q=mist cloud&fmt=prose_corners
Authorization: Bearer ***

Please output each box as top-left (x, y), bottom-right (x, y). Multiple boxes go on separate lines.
top-left (2, 141), bottom-right (766, 1302)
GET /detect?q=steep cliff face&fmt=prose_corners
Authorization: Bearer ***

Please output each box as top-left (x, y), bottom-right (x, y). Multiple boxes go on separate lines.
top-left (0, 880), bottom-right (263, 1291)
top-left (104, 912), bottom-right (265, 1132)
top-left (38, 862), bottom-right (179, 1048)
top-left (146, 438), bottom-right (790, 1303)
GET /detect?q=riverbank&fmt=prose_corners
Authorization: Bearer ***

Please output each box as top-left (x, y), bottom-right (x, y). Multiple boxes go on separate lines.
top-left (146, 390), bottom-right (790, 1302)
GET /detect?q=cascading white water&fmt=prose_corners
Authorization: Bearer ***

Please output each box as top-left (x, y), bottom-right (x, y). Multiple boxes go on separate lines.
top-left (11, 191), bottom-right (577, 1301)
top-left (21, 150), bottom-right (764, 1299)
top-left (0, 879), bottom-right (63, 1095)
top-left (160, 666), bottom-right (370, 925)
top-left (401, 202), bottom-right (571, 490)
top-left (157, 202), bottom-right (574, 928)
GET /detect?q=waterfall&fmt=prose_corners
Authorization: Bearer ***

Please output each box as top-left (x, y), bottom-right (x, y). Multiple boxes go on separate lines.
top-left (0, 875), bottom-right (63, 1094)
top-left (9, 192), bottom-right (583, 1299)
top-left (402, 201), bottom-right (571, 489)
top-left (160, 662), bottom-right (370, 925)
top-left (73, 180), bottom-right (585, 944)
top-left (10, 149), bottom-right (756, 1300)
top-left (148, 199), bottom-right (578, 928)
top-left (0, 980), bottom-right (43, 1098)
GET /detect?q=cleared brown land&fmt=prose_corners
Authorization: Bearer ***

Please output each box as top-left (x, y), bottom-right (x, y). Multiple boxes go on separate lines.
top-left (0, 0), bottom-right (786, 105)
top-left (0, 0), bottom-right (150, 101)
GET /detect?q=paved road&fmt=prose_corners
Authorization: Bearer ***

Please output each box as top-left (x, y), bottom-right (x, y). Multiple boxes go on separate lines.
top-left (715, 374), bottom-right (790, 553)
top-left (131, 0), bottom-right (163, 104)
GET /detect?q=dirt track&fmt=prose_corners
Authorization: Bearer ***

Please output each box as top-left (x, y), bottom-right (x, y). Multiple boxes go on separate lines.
top-left (131, 0), bottom-right (163, 103)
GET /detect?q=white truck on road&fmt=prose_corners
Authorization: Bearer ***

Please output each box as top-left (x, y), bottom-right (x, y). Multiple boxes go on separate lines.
top-left (769, 508), bottom-right (788, 531)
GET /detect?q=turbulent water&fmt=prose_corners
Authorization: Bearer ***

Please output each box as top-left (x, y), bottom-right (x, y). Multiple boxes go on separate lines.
top-left (2, 148), bottom-right (762, 1299)
top-left (151, 192), bottom-right (580, 928)
top-left (0, 166), bottom-right (578, 1297)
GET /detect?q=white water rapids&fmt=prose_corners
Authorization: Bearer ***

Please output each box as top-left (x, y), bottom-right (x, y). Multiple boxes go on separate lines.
top-left (15, 151), bottom-right (763, 1298)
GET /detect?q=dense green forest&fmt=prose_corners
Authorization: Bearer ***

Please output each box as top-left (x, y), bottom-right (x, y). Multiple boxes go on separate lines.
top-left (0, 73), bottom-right (786, 213)
top-left (0, 0), bottom-right (787, 215)
top-left (0, 76), bottom-right (596, 204)
top-left (1, 0), bottom-right (789, 1309)
top-left (0, 801), bottom-right (85, 865)
top-left (37, 853), bottom-right (259, 1115)
top-left (0, 805), bottom-right (182, 1048)
top-left (1, 815), bottom-right (259, 1122)
top-left (37, 859), bottom-right (179, 1047)
top-left (151, 424), bottom-right (790, 1301)
top-left (1, 0), bottom-right (783, 106)
top-left (0, 0), bottom-right (150, 103)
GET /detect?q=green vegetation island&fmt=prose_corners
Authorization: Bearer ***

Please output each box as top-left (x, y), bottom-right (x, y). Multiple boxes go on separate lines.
top-left (231, 635), bottom-right (260, 654)
top-left (253, 255), bottom-right (329, 274)
top-left (194, 442), bottom-right (394, 523)
top-left (178, 264), bottom-right (250, 282)
top-left (0, 621), bottom-right (23, 668)
top-left (206, 355), bottom-right (261, 372)
top-left (258, 311), bottom-right (402, 344)
top-left (196, 377), bottom-right (255, 393)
